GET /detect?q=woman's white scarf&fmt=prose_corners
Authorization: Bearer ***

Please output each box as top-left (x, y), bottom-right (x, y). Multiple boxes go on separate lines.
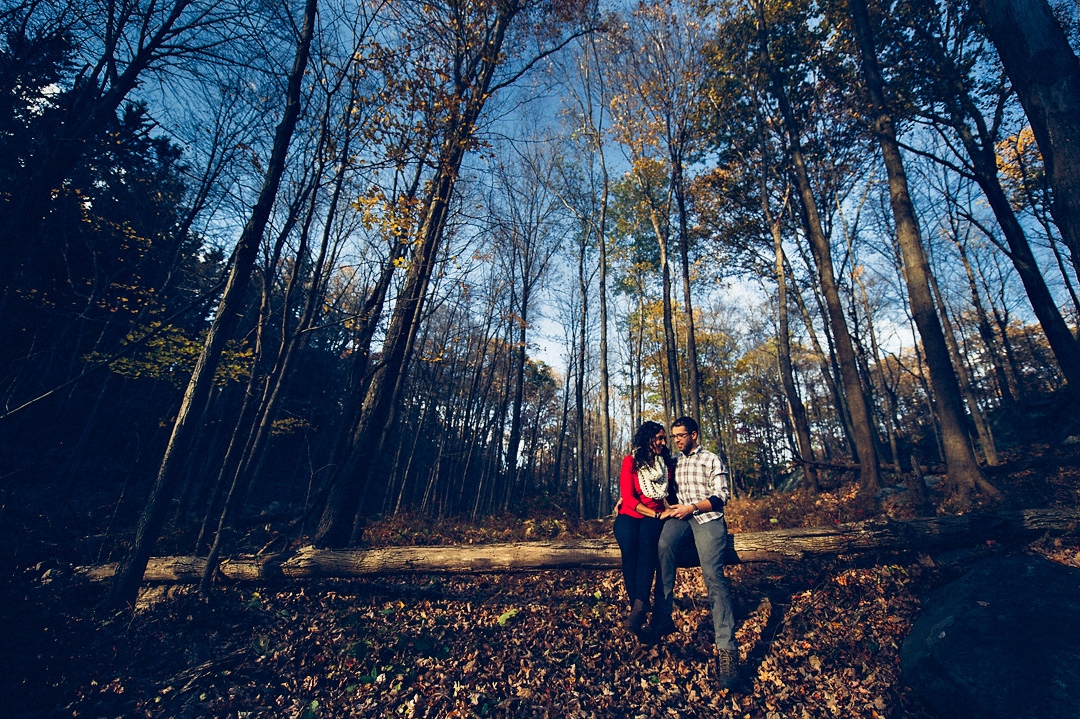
top-left (637, 457), bottom-right (668, 500)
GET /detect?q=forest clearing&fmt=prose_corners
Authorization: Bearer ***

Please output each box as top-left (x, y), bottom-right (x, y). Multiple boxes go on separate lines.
top-left (5, 445), bottom-right (1079, 717)
top-left (3, 0), bottom-right (1080, 715)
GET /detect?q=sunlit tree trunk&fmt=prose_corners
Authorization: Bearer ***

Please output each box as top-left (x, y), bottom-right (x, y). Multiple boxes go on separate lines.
top-left (641, 194), bottom-right (683, 418)
top-left (847, 0), bottom-right (996, 504)
top-left (755, 6), bottom-right (882, 493)
top-left (673, 156), bottom-right (700, 423)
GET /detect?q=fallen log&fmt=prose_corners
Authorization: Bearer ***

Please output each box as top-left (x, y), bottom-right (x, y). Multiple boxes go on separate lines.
top-left (75, 508), bottom-right (1079, 583)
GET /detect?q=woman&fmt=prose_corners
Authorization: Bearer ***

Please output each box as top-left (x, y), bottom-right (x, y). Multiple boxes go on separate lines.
top-left (613, 420), bottom-right (675, 635)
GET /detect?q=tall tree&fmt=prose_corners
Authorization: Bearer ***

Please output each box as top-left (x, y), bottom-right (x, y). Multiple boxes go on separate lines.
top-left (108, 0), bottom-right (320, 608)
top-left (844, 0), bottom-right (997, 504)
top-left (754, 0), bottom-right (882, 494)
top-left (904, 8), bottom-right (1080, 401)
top-left (973, 0), bottom-right (1080, 277)
top-left (749, 89), bottom-right (818, 488)
top-left (492, 151), bottom-right (560, 510)
top-left (555, 29), bottom-right (615, 513)
top-left (609, 1), bottom-right (709, 420)
top-left (315, 0), bottom-right (588, 545)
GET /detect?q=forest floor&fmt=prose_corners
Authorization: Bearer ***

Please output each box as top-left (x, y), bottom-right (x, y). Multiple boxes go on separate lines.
top-left (3, 443), bottom-right (1080, 719)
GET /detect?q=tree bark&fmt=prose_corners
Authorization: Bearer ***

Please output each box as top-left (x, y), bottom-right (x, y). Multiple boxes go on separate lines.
top-left (77, 508), bottom-right (1080, 583)
top-left (597, 153), bottom-right (613, 511)
top-left (756, 2), bottom-right (881, 494)
top-left (973, 0), bottom-right (1080, 277)
top-left (847, 0), bottom-right (997, 506)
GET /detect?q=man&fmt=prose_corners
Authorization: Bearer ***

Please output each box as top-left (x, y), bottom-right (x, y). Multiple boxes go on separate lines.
top-left (648, 416), bottom-right (738, 688)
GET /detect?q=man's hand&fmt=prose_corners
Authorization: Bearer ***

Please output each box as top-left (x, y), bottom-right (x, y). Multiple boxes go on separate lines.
top-left (664, 504), bottom-right (695, 520)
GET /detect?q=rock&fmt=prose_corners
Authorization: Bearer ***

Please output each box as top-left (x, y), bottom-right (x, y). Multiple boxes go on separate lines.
top-left (901, 555), bottom-right (1080, 719)
top-left (1063, 435), bottom-right (1080, 446)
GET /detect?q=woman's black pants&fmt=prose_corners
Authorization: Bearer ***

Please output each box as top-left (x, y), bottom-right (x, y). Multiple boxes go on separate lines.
top-left (613, 513), bottom-right (665, 607)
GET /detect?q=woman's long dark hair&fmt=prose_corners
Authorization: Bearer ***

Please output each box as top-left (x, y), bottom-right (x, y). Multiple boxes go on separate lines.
top-left (632, 421), bottom-right (673, 472)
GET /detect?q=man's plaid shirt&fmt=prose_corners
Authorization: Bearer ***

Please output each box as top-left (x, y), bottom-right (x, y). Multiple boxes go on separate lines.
top-left (675, 444), bottom-right (730, 524)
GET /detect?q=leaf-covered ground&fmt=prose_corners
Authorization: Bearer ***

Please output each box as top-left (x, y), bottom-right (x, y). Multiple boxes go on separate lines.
top-left (37, 559), bottom-right (935, 718)
top-left (25, 542), bottom-right (1079, 719)
top-left (6, 443), bottom-right (1079, 718)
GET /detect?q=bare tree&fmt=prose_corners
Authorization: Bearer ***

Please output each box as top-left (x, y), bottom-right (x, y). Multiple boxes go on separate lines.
top-left (109, 0), bottom-right (320, 608)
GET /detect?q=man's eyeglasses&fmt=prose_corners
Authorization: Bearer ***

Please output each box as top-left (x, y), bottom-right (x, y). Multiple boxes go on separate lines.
top-left (671, 432), bottom-right (690, 440)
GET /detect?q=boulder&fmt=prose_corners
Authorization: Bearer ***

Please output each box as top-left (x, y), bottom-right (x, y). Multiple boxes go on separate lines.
top-left (901, 554), bottom-right (1080, 719)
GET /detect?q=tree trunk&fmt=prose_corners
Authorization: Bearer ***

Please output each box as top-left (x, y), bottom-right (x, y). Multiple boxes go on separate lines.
top-left (756, 3), bottom-right (881, 495)
top-left (580, 33), bottom-right (615, 508)
top-left (78, 509), bottom-right (1080, 583)
top-left (315, 1), bottom-right (520, 546)
top-left (673, 156), bottom-right (700, 423)
top-left (847, 0), bottom-right (996, 505)
top-left (773, 245), bottom-right (818, 490)
top-left (787, 253), bottom-right (857, 459)
top-left (106, 0), bottom-right (318, 609)
top-left (504, 284), bottom-right (527, 510)
top-left (856, 265), bottom-right (902, 471)
top-left (597, 129), bottom-right (614, 513)
top-left (753, 98), bottom-right (818, 489)
top-left (973, 0), bottom-right (1080, 276)
top-left (927, 264), bottom-right (999, 466)
top-left (642, 196), bottom-right (683, 418)
top-left (575, 224), bottom-right (588, 518)
top-left (953, 235), bottom-right (1016, 408)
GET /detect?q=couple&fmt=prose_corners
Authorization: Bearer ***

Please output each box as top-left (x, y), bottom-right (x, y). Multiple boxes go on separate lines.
top-left (613, 417), bottom-right (738, 687)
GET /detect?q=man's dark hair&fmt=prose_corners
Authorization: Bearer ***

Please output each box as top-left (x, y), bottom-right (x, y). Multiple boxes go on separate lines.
top-left (672, 416), bottom-right (699, 434)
